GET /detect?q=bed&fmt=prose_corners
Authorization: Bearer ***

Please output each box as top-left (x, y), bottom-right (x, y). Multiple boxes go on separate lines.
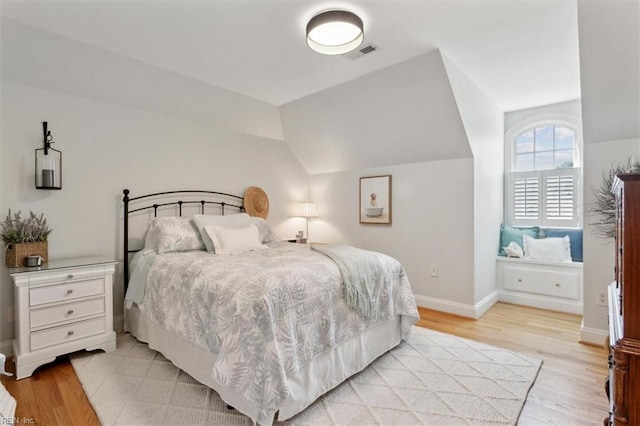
top-left (121, 188), bottom-right (419, 425)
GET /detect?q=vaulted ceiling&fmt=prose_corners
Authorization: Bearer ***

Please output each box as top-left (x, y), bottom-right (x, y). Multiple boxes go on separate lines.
top-left (1, 1), bottom-right (581, 111)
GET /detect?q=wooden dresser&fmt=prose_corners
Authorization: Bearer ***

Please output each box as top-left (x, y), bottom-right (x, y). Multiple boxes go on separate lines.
top-left (607, 173), bottom-right (640, 425)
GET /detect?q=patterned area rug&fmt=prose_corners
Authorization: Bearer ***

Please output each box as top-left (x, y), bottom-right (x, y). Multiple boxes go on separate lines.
top-left (70, 326), bottom-right (541, 425)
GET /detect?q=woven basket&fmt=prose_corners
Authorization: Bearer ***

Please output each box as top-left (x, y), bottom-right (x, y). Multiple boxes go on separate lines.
top-left (5, 241), bottom-right (48, 268)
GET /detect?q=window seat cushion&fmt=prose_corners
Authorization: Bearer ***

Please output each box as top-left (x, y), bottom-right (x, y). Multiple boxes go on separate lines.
top-left (496, 255), bottom-right (583, 269)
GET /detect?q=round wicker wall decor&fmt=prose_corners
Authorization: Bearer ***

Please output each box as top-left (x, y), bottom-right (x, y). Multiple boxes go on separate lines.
top-left (244, 186), bottom-right (269, 219)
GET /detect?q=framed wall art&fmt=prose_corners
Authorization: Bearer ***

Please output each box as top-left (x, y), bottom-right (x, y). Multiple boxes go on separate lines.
top-left (360, 175), bottom-right (392, 224)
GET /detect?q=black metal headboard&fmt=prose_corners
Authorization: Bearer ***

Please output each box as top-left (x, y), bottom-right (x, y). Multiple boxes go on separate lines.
top-left (122, 189), bottom-right (245, 290)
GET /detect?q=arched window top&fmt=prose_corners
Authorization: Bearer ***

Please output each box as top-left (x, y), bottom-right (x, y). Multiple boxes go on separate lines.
top-left (505, 114), bottom-right (582, 173)
top-left (514, 124), bottom-right (576, 172)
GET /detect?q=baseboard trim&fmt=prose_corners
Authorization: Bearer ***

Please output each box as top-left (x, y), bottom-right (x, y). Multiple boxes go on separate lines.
top-left (414, 293), bottom-right (498, 319)
top-left (498, 291), bottom-right (583, 315)
top-left (113, 315), bottom-right (124, 334)
top-left (0, 340), bottom-right (13, 358)
top-left (475, 291), bottom-right (499, 319)
top-left (579, 320), bottom-right (608, 346)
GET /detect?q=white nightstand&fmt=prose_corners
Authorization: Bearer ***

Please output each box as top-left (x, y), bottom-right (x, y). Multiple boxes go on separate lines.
top-left (10, 256), bottom-right (117, 379)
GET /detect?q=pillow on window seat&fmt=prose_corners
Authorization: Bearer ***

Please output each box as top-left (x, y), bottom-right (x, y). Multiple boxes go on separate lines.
top-left (543, 228), bottom-right (583, 262)
top-left (523, 234), bottom-right (572, 263)
top-left (499, 224), bottom-right (540, 256)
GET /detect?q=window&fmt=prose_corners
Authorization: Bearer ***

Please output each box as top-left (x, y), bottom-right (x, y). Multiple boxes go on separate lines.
top-left (506, 121), bottom-right (582, 228)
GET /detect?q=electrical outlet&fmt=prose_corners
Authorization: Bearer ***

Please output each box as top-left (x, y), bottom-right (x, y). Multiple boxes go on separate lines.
top-left (430, 264), bottom-right (439, 278)
top-left (596, 290), bottom-right (608, 307)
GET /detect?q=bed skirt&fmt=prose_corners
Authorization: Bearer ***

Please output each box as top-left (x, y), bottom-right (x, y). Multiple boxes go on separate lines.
top-left (125, 305), bottom-right (402, 423)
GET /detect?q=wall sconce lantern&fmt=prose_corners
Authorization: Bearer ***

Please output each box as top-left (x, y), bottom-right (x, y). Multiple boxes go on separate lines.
top-left (35, 121), bottom-right (62, 190)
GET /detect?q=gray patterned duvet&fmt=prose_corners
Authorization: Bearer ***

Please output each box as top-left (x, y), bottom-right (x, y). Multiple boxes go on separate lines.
top-left (131, 242), bottom-right (418, 424)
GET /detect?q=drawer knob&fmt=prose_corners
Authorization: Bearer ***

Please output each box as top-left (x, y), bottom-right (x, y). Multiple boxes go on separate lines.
top-left (67, 309), bottom-right (74, 315)
top-left (66, 289), bottom-right (74, 295)
top-left (555, 283), bottom-right (561, 287)
top-left (517, 278), bottom-right (523, 282)
top-left (67, 274), bottom-right (74, 279)
top-left (67, 330), bottom-right (74, 336)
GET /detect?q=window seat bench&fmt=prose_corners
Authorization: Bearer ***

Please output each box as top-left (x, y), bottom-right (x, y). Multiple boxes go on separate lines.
top-left (496, 256), bottom-right (583, 314)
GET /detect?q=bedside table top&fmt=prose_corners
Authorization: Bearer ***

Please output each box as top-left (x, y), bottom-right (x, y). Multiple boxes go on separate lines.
top-left (8, 256), bottom-right (117, 275)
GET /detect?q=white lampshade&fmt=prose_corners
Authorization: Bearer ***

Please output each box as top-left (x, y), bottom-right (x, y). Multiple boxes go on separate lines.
top-left (298, 202), bottom-right (318, 218)
top-left (306, 10), bottom-right (364, 55)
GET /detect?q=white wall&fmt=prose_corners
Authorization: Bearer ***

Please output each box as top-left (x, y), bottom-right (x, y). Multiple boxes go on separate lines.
top-left (577, 1), bottom-right (639, 144)
top-left (0, 81), bottom-right (309, 349)
top-left (442, 54), bottom-right (504, 311)
top-left (505, 100), bottom-right (582, 131)
top-left (1, 18), bottom-right (284, 141)
top-left (577, 0), bottom-right (640, 342)
top-left (310, 159), bottom-right (476, 312)
top-left (280, 50), bottom-right (472, 175)
top-left (582, 138), bottom-right (640, 334)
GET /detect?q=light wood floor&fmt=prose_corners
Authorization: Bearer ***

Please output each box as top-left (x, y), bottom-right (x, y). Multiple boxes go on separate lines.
top-left (2, 302), bottom-right (608, 425)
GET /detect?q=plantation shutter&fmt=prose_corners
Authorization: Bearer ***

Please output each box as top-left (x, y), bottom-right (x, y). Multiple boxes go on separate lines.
top-left (507, 171), bottom-right (540, 227)
top-left (507, 168), bottom-right (580, 228)
top-left (544, 168), bottom-right (579, 227)
top-left (514, 175), bottom-right (539, 221)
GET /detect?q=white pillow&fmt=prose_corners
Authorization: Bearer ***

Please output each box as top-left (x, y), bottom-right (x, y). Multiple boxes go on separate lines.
top-left (503, 241), bottom-right (524, 258)
top-left (204, 224), bottom-right (267, 254)
top-left (523, 234), bottom-right (571, 262)
top-left (193, 213), bottom-right (252, 252)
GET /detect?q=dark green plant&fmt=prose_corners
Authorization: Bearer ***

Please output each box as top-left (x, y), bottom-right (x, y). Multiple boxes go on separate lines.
top-left (0, 210), bottom-right (52, 246)
top-left (590, 158), bottom-right (640, 239)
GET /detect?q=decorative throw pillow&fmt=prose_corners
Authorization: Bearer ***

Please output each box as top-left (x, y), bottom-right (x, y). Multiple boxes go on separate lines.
top-left (193, 213), bottom-right (253, 252)
top-left (523, 234), bottom-right (571, 262)
top-left (544, 228), bottom-right (583, 262)
top-left (499, 224), bottom-right (540, 256)
top-left (251, 217), bottom-right (280, 245)
top-left (150, 217), bottom-right (204, 253)
top-left (204, 224), bottom-right (267, 254)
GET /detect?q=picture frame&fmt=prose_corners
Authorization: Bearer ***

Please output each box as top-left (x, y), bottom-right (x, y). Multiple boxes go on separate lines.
top-left (360, 175), bottom-right (392, 224)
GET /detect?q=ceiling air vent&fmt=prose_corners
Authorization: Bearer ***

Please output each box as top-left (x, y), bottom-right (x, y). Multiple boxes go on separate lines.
top-left (344, 44), bottom-right (377, 60)
top-left (359, 45), bottom-right (376, 54)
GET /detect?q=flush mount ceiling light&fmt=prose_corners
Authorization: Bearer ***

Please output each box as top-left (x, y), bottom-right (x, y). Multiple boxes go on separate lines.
top-left (306, 10), bottom-right (364, 55)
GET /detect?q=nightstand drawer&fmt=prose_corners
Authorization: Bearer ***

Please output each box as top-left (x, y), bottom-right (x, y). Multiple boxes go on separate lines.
top-left (30, 297), bottom-right (105, 330)
top-left (25, 268), bottom-right (108, 286)
top-left (30, 317), bottom-right (106, 351)
top-left (30, 278), bottom-right (105, 306)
